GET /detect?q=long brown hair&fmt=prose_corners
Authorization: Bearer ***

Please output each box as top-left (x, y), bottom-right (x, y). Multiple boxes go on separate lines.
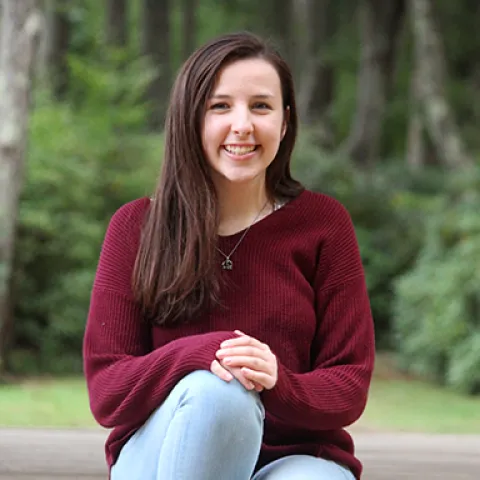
top-left (132, 32), bottom-right (303, 326)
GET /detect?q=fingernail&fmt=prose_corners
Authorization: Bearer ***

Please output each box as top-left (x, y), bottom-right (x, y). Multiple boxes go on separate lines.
top-left (221, 341), bottom-right (230, 348)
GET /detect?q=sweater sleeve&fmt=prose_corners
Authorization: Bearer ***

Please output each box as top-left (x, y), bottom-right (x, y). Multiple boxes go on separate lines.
top-left (83, 201), bottom-right (236, 428)
top-left (261, 201), bottom-right (375, 431)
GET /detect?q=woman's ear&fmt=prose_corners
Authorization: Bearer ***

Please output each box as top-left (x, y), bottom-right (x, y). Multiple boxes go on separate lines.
top-left (281, 106), bottom-right (290, 140)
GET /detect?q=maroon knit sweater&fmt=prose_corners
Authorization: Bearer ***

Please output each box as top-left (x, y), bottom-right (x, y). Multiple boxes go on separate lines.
top-left (83, 190), bottom-right (375, 479)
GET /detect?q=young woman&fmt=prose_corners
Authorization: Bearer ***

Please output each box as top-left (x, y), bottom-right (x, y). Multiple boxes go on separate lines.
top-left (83, 31), bottom-right (375, 480)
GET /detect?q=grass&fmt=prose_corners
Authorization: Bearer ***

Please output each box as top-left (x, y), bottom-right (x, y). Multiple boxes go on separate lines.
top-left (353, 353), bottom-right (480, 434)
top-left (1, 366), bottom-right (479, 433)
top-left (0, 377), bottom-right (96, 428)
top-left (356, 377), bottom-right (480, 434)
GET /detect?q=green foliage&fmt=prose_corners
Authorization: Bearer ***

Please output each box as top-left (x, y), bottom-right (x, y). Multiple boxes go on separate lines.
top-left (393, 169), bottom-right (480, 394)
top-left (11, 55), bottom-right (162, 374)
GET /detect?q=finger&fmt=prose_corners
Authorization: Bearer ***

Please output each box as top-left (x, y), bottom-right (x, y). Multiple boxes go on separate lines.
top-left (242, 367), bottom-right (276, 390)
top-left (234, 330), bottom-right (247, 336)
top-left (214, 360), bottom-right (256, 391)
top-left (232, 373), bottom-right (256, 391)
top-left (254, 382), bottom-right (265, 392)
top-left (221, 335), bottom-right (269, 351)
top-left (224, 366), bottom-right (256, 390)
top-left (210, 360), bottom-right (232, 382)
top-left (216, 346), bottom-right (269, 360)
top-left (221, 356), bottom-right (270, 372)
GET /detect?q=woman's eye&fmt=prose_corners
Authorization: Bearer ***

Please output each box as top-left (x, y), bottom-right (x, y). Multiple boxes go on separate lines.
top-left (253, 102), bottom-right (271, 110)
top-left (210, 103), bottom-right (229, 110)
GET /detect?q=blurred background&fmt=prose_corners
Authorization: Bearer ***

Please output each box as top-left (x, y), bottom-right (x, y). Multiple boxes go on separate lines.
top-left (0, 0), bottom-right (479, 434)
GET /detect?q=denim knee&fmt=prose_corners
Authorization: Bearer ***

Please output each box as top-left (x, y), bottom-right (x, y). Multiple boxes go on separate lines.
top-left (178, 370), bottom-right (265, 428)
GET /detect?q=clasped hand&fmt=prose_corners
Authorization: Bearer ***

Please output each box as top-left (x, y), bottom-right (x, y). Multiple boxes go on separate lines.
top-left (211, 330), bottom-right (278, 392)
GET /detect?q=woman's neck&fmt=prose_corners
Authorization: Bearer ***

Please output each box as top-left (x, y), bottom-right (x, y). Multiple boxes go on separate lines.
top-left (216, 181), bottom-right (272, 236)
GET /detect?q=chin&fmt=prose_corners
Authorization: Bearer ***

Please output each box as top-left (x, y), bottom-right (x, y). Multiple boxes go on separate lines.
top-left (220, 170), bottom-right (266, 185)
top-left (222, 176), bottom-right (259, 186)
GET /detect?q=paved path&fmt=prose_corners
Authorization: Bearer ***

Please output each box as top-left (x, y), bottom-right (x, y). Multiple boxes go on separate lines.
top-left (0, 428), bottom-right (479, 479)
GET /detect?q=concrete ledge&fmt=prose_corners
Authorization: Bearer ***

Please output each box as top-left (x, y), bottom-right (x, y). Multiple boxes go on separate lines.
top-left (1, 429), bottom-right (479, 479)
top-left (0, 429), bottom-right (106, 479)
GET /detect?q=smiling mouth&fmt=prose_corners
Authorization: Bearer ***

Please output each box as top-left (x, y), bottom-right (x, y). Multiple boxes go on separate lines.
top-left (223, 145), bottom-right (258, 155)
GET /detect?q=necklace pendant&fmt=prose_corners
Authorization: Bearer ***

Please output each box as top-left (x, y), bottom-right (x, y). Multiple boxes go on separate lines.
top-left (221, 258), bottom-right (233, 270)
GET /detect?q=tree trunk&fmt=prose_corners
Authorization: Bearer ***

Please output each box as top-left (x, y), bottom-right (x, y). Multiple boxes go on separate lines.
top-left (141, 0), bottom-right (171, 131)
top-left (409, 0), bottom-right (473, 168)
top-left (182, 0), bottom-right (197, 60)
top-left (296, 0), bottom-right (325, 121)
top-left (273, 0), bottom-right (295, 70)
top-left (35, 0), bottom-right (52, 83)
top-left (0, 0), bottom-right (42, 374)
top-left (344, 0), bottom-right (405, 166)
top-left (308, 0), bottom-right (335, 126)
top-left (473, 3), bottom-right (480, 129)
top-left (473, 2), bottom-right (480, 127)
top-left (406, 63), bottom-right (426, 170)
top-left (48, 0), bottom-right (70, 100)
top-left (106, 0), bottom-right (128, 47)
top-left (296, 0), bottom-right (336, 147)
top-left (259, 0), bottom-right (294, 70)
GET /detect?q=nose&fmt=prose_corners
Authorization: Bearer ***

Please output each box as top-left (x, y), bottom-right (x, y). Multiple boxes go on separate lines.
top-left (231, 106), bottom-right (253, 136)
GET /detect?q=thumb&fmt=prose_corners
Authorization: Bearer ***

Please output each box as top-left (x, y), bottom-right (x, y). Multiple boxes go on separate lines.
top-left (234, 330), bottom-right (247, 336)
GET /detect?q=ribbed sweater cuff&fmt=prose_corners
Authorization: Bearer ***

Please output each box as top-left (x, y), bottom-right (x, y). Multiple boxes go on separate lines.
top-left (261, 361), bottom-right (294, 421)
top-left (178, 331), bottom-right (240, 373)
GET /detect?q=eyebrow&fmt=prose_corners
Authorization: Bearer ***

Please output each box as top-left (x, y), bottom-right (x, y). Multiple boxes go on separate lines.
top-left (210, 94), bottom-right (274, 100)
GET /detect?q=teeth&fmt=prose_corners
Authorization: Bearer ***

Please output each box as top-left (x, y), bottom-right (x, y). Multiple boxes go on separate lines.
top-left (224, 145), bottom-right (256, 155)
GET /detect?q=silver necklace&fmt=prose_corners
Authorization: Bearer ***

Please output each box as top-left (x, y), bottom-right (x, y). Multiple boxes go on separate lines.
top-left (216, 200), bottom-right (272, 270)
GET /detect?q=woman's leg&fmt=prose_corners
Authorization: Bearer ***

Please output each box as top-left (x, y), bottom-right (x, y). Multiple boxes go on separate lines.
top-left (111, 370), bottom-right (264, 480)
top-left (252, 455), bottom-right (355, 480)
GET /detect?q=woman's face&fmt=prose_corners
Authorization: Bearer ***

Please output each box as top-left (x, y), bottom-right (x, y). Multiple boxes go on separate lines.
top-left (202, 58), bottom-right (286, 191)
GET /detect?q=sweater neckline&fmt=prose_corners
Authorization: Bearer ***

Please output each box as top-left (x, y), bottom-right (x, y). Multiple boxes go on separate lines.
top-left (217, 189), bottom-right (307, 241)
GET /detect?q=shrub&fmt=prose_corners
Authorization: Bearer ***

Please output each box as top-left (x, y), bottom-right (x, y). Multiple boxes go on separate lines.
top-left (393, 169), bottom-right (480, 394)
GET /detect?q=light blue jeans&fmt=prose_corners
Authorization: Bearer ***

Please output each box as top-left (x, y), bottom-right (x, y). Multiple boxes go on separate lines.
top-left (111, 371), bottom-right (354, 480)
